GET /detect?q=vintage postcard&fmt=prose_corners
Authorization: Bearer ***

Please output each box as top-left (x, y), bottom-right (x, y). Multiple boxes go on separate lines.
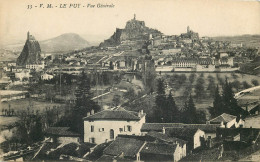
top-left (0, 0), bottom-right (260, 161)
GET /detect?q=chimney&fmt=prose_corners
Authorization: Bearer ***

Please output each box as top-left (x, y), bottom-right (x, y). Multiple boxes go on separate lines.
top-left (162, 127), bottom-right (165, 134)
top-left (87, 112), bottom-right (90, 117)
top-left (138, 110), bottom-right (143, 117)
top-left (91, 109), bottom-right (95, 115)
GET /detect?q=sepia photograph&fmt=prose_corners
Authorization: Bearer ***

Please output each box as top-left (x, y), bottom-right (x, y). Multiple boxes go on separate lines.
top-left (0, 0), bottom-right (260, 161)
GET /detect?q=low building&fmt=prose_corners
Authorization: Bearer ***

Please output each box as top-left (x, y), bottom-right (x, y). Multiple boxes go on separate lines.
top-left (83, 108), bottom-right (146, 144)
top-left (45, 127), bottom-right (81, 144)
top-left (101, 136), bottom-right (146, 161)
top-left (0, 90), bottom-right (28, 102)
top-left (141, 123), bottom-right (220, 140)
top-left (100, 133), bottom-right (186, 161)
top-left (208, 113), bottom-right (244, 128)
top-left (41, 73), bottom-right (54, 80)
top-left (165, 128), bottom-right (206, 152)
top-left (15, 70), bottom-right (31, 81)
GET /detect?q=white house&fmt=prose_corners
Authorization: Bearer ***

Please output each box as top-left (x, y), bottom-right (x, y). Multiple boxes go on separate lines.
top-left (83, 108), bottom-right (146, 144)
top-left (41, 73), bottom-right (54, 80)
top-left (208, 113), bottom-right (244, 128)
top-left (165, 128), bottom-right (206, 151)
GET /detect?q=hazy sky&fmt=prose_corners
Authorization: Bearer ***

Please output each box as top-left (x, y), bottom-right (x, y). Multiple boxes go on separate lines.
top-left (0, 0), bottom-right (260, 44)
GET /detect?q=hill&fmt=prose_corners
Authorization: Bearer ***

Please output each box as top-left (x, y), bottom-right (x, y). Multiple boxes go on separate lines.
top-left (100, 15), bottom-right (162, 47)
top-left (212, 35), bottom-right (260, 48)
top-left (40, 33), bottom-right (90, 52)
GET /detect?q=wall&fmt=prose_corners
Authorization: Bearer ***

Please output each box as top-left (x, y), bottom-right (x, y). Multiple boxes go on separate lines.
top-left (57, 137), bottom-right (80, 144)
top-left (205, 133), bottom-right (216, 140)
top-left (193, 130), bottom-right (205, 149)
top-left (84, 116), bottom-right (145, 144)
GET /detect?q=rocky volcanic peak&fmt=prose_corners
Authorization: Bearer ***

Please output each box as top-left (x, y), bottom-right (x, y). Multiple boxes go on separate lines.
top-left (16, 32), bottom-right (41, 66)
top-left (100, 15), bottom-right (162, 47)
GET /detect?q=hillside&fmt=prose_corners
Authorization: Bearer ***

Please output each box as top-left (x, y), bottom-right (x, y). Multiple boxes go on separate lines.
top-left (212, 35), bottom-right (260, 48)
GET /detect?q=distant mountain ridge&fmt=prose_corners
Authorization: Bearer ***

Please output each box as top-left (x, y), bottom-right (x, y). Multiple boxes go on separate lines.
top-left (4, 33), bottom-right (90, 53)
top-left (212, 35), bottom-right (260, 48)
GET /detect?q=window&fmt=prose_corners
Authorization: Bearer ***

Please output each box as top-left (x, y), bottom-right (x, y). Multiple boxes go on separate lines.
top-left (89, 138), bottom-right (95, 143)
top-left (119, 128), bottom-right (123, 132)
top-left (127, 125), bottom-right (132, 132)
top-left (99, 128), bottom-right (104, 132)
top-left (91, 125), bottom-right (94, 132)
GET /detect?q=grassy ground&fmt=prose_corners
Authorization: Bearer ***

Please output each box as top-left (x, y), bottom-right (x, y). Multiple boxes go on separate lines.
top-left (0, 99), bottom-right (64, 113)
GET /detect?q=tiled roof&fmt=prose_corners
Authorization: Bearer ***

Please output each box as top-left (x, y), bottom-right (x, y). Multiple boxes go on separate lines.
top-left (181, 124), bottom-right (221, 133)
top-left (165, 128), bottom-right (201, 141)
top-left (45, 127), bottom-right (80, 137)
top-left (141, 123), bottom-right (184, 132)
top-left (103, 137), bottom-right (145, 157)
top-left (140, 142), bottom-right (177, 155)
top-left (141, 123), bottom-right (220, 133)
top-left (209, 113), bottom-right (236, 123)
top-left (146, 131), bottom-right (187, 145)
top-left (83, 109), bottom-right (145, 121)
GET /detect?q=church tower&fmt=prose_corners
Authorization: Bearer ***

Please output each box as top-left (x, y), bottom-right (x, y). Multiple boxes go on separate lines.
top-left (27, 31), bottom-right (30, 40)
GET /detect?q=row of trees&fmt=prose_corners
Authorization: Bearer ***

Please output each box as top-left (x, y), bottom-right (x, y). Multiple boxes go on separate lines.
top-left (153, 78), bottom-right (205, 124)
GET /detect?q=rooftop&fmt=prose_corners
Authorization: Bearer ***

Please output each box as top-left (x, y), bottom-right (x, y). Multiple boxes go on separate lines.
top-left (45, 127), bottom-right (80, 137)
top-left (146, 131), bottom-right (187, 145)
top-left (141, 123), bottom-right (220, 133)
top-left (209, 113), bottom-right (237, 123)
top-left (140, 142), bottom-right (177, 155)
top-left (83, 109), bottom-right (145, 121)
top-left (103, 136), bottom-right (145, 157)
top-left (165, 128), bottom-right (201, 141)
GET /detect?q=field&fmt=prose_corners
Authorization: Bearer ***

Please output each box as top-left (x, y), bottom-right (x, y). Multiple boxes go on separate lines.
top-left (0, 99), bottom-right (65, 114)
top-left (126, 72), bottom-right (260, 120)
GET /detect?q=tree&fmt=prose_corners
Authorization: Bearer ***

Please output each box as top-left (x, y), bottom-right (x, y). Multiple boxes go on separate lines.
top-left (15, 106), bottom-right (44, 144)
top-left (195, 77), bottom-right (205, 100)
top-left (242, 81), bottom-right (251, 89)
top-left (123, 87), bottom-right (136, 101)
top-left (154, 78), bottom-right (167, 121)
top-left (231, 80), bottom-right (241, 92)
top-left (207, 75), bottom-right (216, 97)
top-left (189, 73), bottom-right (196, 84)
top-left (222, 79), bottom-right (245, 116)
top-left (112, 94), bottom-right (121, 107)
top-left (182, 95), bottom-right (197, 123)
top-left (165, 92), bottom-right (179, 122)
top-left (212, 85), bottom-right (224, 117)
top-left (71, 71), bottom-right (101, 134)
top-left (251, 79), bottom-right (259, 86)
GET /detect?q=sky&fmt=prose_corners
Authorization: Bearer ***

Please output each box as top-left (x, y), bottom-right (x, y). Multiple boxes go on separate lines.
top-left (0, 0), bottom-right (260, 45)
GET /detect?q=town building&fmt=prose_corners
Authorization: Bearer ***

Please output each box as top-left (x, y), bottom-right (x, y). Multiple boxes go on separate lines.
top-left (83, 108), bottom-right (146, 144)
top-left (208, 113), bottom-right (244, 128)
top-left (45, 127), bottom-right (81, 144)
top-left (41, 73), bottom-right (54, 80)
top-left (165, 128), bottom-right (206, 152)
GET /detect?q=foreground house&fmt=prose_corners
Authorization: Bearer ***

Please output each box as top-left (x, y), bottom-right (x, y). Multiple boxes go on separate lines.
top-left (83, 108), bottom-right (146, 144)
